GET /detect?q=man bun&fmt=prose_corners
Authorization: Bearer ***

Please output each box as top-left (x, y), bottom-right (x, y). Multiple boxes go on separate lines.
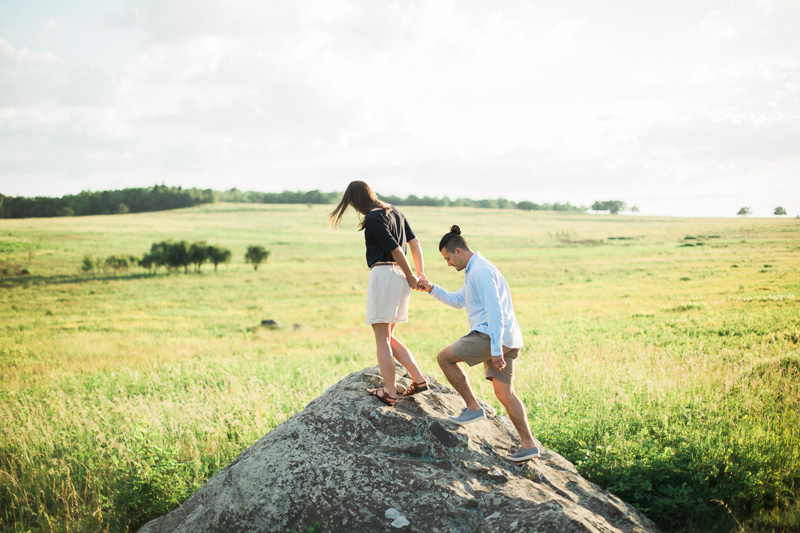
top-left (439, 225), bottom-right (468, 252)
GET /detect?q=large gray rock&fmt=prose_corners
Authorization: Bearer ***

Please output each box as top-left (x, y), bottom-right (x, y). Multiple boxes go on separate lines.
top-left (139, 367), bottom-right (659, 533)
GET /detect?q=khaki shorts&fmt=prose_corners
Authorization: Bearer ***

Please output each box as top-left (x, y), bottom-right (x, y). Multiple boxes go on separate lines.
top-left (450, 330), bottom-right (520, 385)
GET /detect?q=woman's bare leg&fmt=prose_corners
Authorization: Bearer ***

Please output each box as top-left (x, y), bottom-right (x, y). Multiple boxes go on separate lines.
top-left (371, 322), bottom-right (397, 397)
top-left (388, 323), bottom-right (426, 384)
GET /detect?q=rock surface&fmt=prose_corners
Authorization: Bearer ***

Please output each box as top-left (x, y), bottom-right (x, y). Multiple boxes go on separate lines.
top-left (138, 366), bottom-right (659, 533)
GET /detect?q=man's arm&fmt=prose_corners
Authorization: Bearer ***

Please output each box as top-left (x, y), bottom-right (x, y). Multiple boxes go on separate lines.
top-left (418, 279), bottom-right (467, 309)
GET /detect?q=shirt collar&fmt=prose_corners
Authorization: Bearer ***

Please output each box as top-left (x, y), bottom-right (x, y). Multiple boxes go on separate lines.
top-left (465, 251), bottom-right (480, 273)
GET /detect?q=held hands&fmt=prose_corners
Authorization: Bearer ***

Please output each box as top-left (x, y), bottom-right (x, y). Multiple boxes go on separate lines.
top-left (415, 273), bottom-right (432, 293)
top-left (417, 279), bottom-right (433, 292)
top-left (407, 273), bottom-right (430, 291)
top-left (407, 272), bottom-right (432, 293)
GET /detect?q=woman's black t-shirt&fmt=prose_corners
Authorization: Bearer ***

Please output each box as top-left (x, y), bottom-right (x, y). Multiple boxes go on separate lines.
top-left (362, 207), bottom-right (416, 267)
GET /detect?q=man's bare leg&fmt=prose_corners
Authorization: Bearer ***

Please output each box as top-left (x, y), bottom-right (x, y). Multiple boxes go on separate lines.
top-left (492, 379), bottom-right (536, 449)
top-left (437, 345), bottom-right (481, 411)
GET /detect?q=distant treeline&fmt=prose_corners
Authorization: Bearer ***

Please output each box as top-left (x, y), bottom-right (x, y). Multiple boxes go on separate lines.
top-left (0, 186), bottom-right (215, 219)
top-left (220, 188), bottom-right (584, 211)
top-left (0, 185), bottom-right (585, 219)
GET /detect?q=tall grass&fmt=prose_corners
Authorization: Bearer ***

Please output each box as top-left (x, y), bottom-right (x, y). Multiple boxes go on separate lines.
top-left (1, 204), bottom-right (798, 532)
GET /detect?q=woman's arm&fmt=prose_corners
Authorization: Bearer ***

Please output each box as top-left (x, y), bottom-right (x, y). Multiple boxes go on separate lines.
top-left (390, 247), bottom-right (418, 289)
top-left (408, 237), bottom-right (425, 279)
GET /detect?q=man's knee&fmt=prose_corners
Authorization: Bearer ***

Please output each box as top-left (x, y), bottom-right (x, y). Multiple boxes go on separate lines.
top-left (437, 346), bottom-right (458, 368)
top-left (492, 380), bottom-right (515, 403)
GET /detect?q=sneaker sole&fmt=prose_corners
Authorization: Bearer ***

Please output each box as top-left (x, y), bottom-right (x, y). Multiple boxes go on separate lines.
top-left (448, 414), bottom-right (486, 426)
top-left (505, 454), bottom-right (540, 462)
top-left (505, 450), bottom-right (541, 462)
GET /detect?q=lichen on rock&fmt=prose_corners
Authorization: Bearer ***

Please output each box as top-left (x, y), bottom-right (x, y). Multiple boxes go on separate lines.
top-left (138, 366), bottom-right (659, 533)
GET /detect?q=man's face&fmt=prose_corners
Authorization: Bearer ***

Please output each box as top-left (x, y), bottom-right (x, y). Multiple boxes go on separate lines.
top-left (441, 247), bottom-right (467, 271)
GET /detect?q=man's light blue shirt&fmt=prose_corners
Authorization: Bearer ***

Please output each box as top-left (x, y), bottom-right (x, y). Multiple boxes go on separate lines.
top-left (429, 252), bottom-right (523, 356)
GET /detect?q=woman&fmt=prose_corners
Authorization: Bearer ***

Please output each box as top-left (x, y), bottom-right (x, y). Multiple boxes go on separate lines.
top-left (329, 181), bottom-right (429, 406)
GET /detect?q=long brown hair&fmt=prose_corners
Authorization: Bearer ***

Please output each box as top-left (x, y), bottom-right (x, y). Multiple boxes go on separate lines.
top-left (328, 181), bottom-right (389, 230)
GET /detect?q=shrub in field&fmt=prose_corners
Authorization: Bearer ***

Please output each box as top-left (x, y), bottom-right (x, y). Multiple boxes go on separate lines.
top-left (79, 241), bottom-right (233, 276)
top-left (113, 433), bottom-right (201, 531)
top-left (188, 241), bottom-right (209, 273)
top-left (139, 241), bottom-right (231, 274)
top-left (139, 252), bottom-right (158, 274)
top-left (164, 240), bottom-right (192, 273)
top-left (104, 255), bottom-right (132, 273)
top-left (207, 245), bottom-right (232, 271)
top-left (81, 254), bottom-right (99, 274)
top-left (245, 245), bottom-right (270, 271)
top-left (140, 241), bottom-right (171, 274)
top-left (0, 260), bottom-right (29, 276)
top-left (592, 200), bottom-right (628, 214)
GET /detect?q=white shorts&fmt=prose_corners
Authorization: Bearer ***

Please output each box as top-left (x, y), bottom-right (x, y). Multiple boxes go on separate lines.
top-left (366, 264), bottom-right (410, 325)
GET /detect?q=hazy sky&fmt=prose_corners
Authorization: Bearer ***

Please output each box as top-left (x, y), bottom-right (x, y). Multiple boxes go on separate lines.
top-left (1, 0), bottom-right (798, 217)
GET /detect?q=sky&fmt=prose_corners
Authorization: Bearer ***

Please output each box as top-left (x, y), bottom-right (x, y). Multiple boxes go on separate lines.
top-left (1, 0), bottom-right (798, 217)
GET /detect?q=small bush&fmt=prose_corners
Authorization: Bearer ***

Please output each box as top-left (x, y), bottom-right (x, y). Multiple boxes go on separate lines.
top-left (139, 241), bottom-right (232, 274)
top-left (0, 261), bottom-right (28, 277)
top-left (104, 255), bottom-right (131, 273)
top-left (113, 433), bottom-right (200, 531)
top-left (81, 255), bottom-right (99, 274)
top-left (665, 303), bottom-right (706, 312)
top-left (245, 246), bottom-right (270, 271)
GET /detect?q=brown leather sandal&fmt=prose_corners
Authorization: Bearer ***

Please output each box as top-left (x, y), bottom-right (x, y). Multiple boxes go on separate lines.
top-left (367, 388), bottom-right (397, 407)
top-left (402, 381), bottom-right (429, 396)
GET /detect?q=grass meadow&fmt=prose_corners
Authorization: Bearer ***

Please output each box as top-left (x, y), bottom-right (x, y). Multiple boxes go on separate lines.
top-left (1, 203), bottom-right (798, 532)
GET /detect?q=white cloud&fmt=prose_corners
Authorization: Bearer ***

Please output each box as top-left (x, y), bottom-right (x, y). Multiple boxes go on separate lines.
top-left (0, 0), bottom-right (798, 217)
top-left (43, 18), bottom-right (65, 32)
top-left (0, 37), bottom-right (62, 69)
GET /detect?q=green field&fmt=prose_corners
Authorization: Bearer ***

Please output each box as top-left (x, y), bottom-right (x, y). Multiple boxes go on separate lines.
top-left (1, 203), bottom-right (798, 532)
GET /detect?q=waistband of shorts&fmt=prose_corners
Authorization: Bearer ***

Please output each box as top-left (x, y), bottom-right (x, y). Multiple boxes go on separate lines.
top-left (369, 261), bottom-right (397, 268)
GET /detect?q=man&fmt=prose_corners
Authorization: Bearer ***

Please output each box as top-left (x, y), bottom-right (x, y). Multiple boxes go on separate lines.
top-left (417, 225), bottom-right (540, 462)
